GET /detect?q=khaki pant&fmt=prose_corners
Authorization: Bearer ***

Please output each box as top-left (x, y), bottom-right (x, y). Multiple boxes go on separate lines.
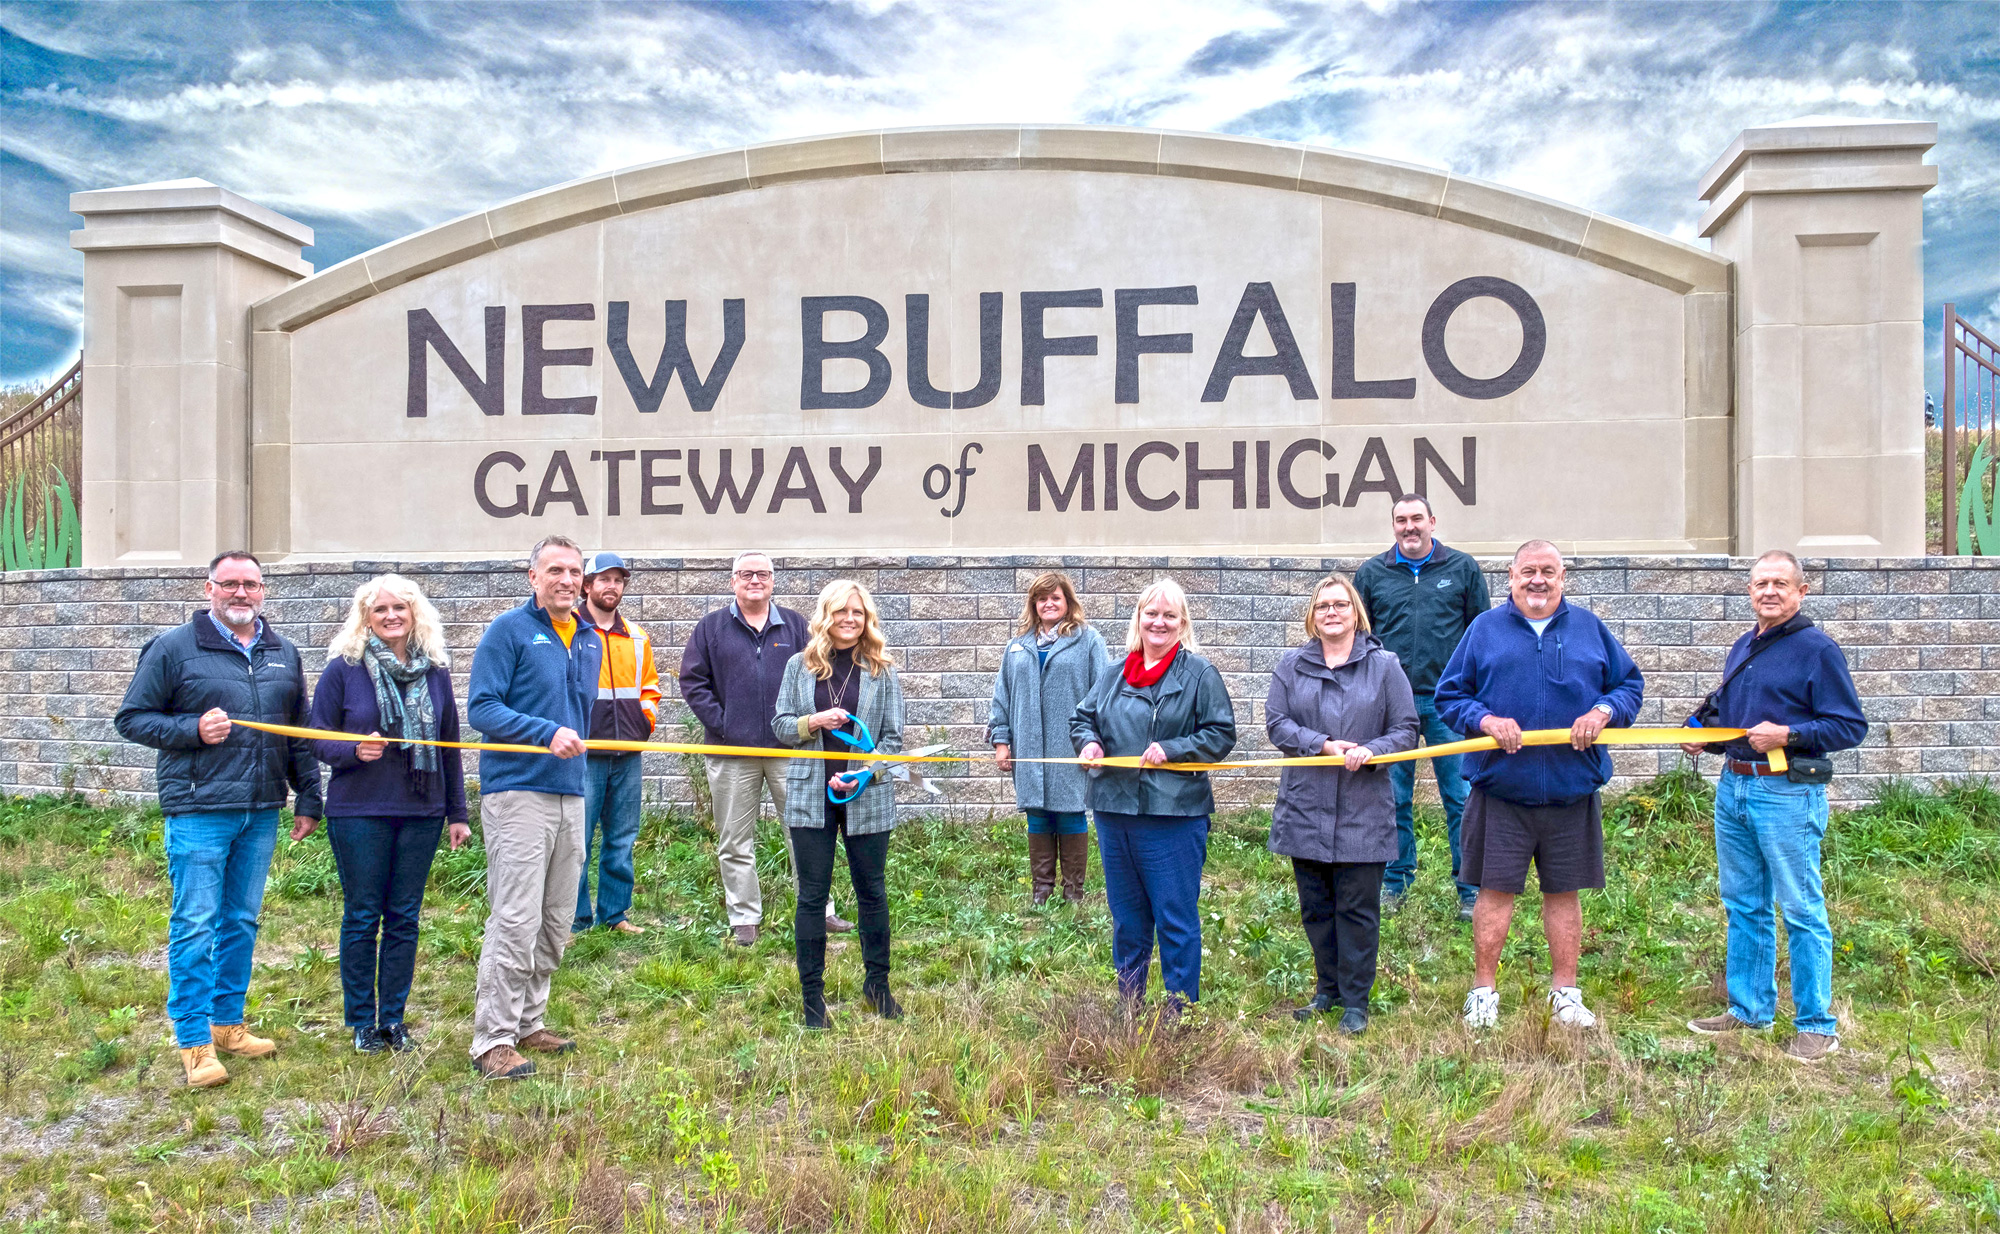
top-left (470, 790), bottom-right (584, 1057)
top-left (707, 755), bottom-right (836, 926)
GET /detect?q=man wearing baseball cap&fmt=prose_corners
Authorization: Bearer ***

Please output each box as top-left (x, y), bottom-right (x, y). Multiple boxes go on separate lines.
top-left (574, 551), bottom-right (661, 936)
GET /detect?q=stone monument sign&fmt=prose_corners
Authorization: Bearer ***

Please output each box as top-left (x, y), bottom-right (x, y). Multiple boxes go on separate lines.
top-left (69, 120), bottom-right (1935, 564)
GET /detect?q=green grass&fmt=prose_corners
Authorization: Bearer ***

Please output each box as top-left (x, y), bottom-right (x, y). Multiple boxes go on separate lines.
top-left (0, 769), bottom-right (1995, 1232)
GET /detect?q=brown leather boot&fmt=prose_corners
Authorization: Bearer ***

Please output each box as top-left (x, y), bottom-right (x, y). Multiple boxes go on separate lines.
top-left (473, 1044), bottom-right (535, 1079)
top-left (1027, 833), bottom-right (1057, 905)
top-left (180, 1043), bottom-right (228, 1088)
top-left (517, 1028), bottom-right (576, 1054)
top-left (211, 1023), bottom-right (276, 1058)
top-left (1058, 833), bottom-right (1090, 903)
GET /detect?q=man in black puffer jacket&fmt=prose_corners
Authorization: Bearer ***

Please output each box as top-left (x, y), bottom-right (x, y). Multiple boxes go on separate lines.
top-left (116, 550), bottom-right (321, 1089)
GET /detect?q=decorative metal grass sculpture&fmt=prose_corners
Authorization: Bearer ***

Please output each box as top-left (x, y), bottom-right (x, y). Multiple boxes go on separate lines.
top-left (0, 465), bottom-right (81, 571)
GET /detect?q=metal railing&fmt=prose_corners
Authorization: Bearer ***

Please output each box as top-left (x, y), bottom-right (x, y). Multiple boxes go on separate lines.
top-left (1942, 306), bottom-right (2000, 552)
top-left (0, 357), bottom-right (83, 568)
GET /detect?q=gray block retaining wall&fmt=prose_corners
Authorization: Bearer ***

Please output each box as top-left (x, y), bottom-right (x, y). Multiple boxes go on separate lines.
top-left (3, 556), bottom-right (1993, 813)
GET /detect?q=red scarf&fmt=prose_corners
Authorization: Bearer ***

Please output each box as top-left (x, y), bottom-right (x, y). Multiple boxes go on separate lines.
top-left (1122, 644), bottom-right (1178, 688)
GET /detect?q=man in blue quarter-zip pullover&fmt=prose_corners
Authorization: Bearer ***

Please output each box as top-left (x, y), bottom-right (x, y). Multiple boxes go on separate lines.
top-left (1682, 550), bottom-right (1866, 1066)
top-left (465, 536), bottom-right (603, 1080)
top-left (1435, 541), bottom-right (1644, 1034)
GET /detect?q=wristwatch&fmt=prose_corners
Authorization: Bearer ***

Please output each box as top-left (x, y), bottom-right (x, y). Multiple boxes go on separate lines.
top-left (1592, 703), bottom-right (1613, 716)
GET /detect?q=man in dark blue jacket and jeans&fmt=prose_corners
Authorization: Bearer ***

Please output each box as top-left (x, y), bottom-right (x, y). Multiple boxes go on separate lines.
top-left (115, 550), bottom-right (322, 1089)
top-left (1435, 541), bottom-right (1644, 1033)
top-left (1681, 550), bottom-right (1866, 1065)
top-left (465, 536), bottom-right (602, 1079)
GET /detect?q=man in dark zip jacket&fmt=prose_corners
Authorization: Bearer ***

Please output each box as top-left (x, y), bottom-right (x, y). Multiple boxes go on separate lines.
top-left (1681, 550), bottom-right (1866, 1066)
top-left (1434, 541), bottom-right (1644, 1034)
top-left (1355, 495), bottom-right (1491, 917)
top-left (678, 551), bottom-right (845, 947)
top-left (115, 550), bottom-right (321, 1089)
top-left (464, 536), bottom-right (602, 1080)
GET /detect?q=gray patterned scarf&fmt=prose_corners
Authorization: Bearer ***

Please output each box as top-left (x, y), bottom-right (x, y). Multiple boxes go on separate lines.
top-left (362, 633), bottom-right (439, 790)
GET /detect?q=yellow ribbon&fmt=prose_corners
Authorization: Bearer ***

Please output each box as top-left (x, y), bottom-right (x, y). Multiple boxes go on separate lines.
top-left (228, 719), bottom-right (1779, 773)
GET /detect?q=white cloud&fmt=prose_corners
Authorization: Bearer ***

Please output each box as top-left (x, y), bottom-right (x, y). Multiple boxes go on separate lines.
top-left (2, 0), bottom-right (1995, 384)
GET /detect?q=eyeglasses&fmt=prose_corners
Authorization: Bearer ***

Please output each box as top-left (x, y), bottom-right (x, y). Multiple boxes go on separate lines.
top-left (211, 580), bottom-right (264, 594)
top-left (733, 570), bottom-right (773, 581)
top-left (1313, 600), bottom-right (1353, 614)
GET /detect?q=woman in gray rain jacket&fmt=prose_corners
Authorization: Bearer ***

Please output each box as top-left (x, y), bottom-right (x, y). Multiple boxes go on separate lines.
top-left (1265, 573), bottom-right (1420, 1035)
top-left (989, 572), bottom-right (1111, 905)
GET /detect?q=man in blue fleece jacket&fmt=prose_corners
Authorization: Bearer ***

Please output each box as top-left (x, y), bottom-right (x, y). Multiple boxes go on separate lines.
top-left (465, 536), bottom-right (603, 1079)
top-left (1435, 541), bottom-right (1644, 1033)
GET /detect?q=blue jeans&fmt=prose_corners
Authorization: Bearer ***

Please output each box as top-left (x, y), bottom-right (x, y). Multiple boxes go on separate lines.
top-left (1094, 813), bottom-right (1208, 1003)
top-left (326, 815), bottom-right (444, 1029)
top-left (1714, 770), bottom-right (1836, 1036)
top-left (575, 753), bottom-right (643, 929)
top-left (1385, 695), bottom-right (1472, 901)
top-left (163, 809), bottom-right (280, 1048)
top-left (1025, 809), bottom-right (1089, 835)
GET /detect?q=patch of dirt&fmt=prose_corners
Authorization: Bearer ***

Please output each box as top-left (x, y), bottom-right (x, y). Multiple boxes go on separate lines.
top-left (0, 1094), bottom-right (142, 1154)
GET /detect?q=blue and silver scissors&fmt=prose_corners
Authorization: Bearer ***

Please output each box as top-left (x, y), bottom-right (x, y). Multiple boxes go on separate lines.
top-left (827, 716), bottom-right (877, 804)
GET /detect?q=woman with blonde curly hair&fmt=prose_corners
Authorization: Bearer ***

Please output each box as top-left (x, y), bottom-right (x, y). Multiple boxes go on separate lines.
top-left (304, 574), bottom-right (469, 1054)
top-left (772, 579), bottom-right (905, 1028)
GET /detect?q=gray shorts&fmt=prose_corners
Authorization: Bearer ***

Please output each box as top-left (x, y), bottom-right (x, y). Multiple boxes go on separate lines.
top-left (1461, 787), bottom-right (1605, 895)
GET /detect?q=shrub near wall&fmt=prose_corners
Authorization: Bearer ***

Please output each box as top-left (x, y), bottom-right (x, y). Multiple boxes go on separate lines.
top-left (2, 555), bottom-right (1995, 809)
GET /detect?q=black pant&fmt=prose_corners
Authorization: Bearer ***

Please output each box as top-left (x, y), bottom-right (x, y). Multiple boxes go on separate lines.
top-left (326, 815), bottom-right (444, 1028)
top-left (791, 814), bottom-right (892, 994)
top-left (1292, 858), bottom-right (1383, 1010)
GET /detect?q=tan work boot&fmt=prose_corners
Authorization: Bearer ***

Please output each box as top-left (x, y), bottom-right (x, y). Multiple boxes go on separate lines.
top-left (473, 1044), bottom-right (535, 1079)
top-left (1784, 1032), bottom-right (1840, 1064)
top-left (180, 1043), bottom-right (229, 1088)
top-left (211, 1023), bottom-right (276, 1058)
top-left (517, 1028), bottom-right (577, 1054)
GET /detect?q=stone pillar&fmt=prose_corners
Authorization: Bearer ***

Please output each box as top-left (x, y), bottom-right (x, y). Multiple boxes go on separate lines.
top-left (1699, 117), bottom-right (1937, 557)
top-left (70, 179), bottom-right (311, 567)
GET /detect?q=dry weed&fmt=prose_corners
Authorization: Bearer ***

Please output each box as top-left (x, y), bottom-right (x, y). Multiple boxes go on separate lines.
top-left (1045, 994), bottom-right (1296, 1097)
top-left (1900, 880), bottom-right (2000, 975)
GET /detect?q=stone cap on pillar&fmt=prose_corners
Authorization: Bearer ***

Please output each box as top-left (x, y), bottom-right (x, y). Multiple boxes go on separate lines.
top-left (70, 178), bottom-right (314, 276)
top-left (1696, 115), bottom-right (1938, 237)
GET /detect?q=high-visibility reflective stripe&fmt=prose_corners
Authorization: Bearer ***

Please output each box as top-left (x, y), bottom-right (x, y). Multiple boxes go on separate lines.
top-left (596, 685), bottom-right (643, 699)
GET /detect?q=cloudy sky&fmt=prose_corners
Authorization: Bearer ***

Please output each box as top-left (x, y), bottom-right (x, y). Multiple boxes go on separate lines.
top-left (2, 0), bottom-right (1994, 394)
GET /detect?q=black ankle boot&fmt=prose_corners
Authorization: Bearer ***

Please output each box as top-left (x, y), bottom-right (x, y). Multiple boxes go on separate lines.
top-left (797, 933), bottom-right (829, 1029)
top-left (353, 1025), bottom-right (385, 1053)
top-left (862, 978), bottom-right (903, 1021)
top-left (379, 1023), bottom-right (412, 1052)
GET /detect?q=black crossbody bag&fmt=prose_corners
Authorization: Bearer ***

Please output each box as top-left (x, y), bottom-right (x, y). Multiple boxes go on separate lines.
top-left (1691, 621), bottom-right (1805, 753)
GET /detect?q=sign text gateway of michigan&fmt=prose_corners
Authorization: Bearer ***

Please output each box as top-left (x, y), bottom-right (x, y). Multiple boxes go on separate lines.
top-left (69, 119), bottom-right (1936, 564)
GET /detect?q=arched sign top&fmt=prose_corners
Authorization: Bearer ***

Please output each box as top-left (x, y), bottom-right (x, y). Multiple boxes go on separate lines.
top-left (249, 125), bottom-right (1727, 334)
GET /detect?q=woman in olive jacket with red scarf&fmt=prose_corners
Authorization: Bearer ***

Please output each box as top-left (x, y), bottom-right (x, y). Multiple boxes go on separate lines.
top-left (1071, 578), bottom-right (1236, 1009)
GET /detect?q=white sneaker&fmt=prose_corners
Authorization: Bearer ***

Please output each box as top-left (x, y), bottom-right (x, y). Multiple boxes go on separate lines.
top-left (1463, 986), bottom-right (1499, 1029)
top-left (1549, 986), bottom-right (1596, 1029)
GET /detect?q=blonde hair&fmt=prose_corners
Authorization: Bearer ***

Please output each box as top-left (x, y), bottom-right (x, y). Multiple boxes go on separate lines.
top-left (1303, 574), bottom-right (1371, 635)
top-left (1016, 572), bottom-right (1087, 637)
top-left (1124, 577), bottom-right (1202, 655)
top-left (329, 573), bottom-right (450, 666)
top-left (802, 579), bottom-right (894, 679)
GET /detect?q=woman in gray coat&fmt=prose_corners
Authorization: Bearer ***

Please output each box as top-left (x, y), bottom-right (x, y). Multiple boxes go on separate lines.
top-left (990, 572), bottom-right (1110, 905)
top-left (773, 579), bottom-right (905, 1029)
top-left (1265, 573), bottom-right (1420, 1035)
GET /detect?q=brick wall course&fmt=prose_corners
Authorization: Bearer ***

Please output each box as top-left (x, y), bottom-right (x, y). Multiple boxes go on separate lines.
top-left (3, 555), bottom-right (1993, 810)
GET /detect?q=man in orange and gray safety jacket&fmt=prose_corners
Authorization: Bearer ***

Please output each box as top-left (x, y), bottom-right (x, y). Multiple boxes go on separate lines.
top-left (572, 552), bottom-right (661, 936)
